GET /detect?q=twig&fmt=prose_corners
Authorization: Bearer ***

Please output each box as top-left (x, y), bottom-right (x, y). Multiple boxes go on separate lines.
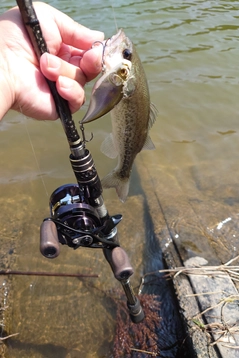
top-left (224, 255), bottom-right (239, 266)
top-left (221, 299), bottom-right (236, 343)
top-left (222, 344), bottom-right (239, 349)
top-left (138, 256), bottom-right (239, 351)
top-left (0, 333), bottom-right (19, 341)
top-left (186, 291), bottom-right (224, 297)
top-left (192, 295), bottom-right (239, 319)
top-left (193, 301), bottom-right (223, 319)
top-left (130, 347), bottom-right (158, 356)
top-left (139, 261), bottom-right (239, 293)
top-left (0, 270), bottom-right (98, 278)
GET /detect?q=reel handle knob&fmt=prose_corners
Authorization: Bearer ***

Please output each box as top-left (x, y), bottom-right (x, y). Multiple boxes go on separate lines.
top-left (40, 220), bottom-right (60, 259)
top-left (103, 246), bottom-right (134, 281)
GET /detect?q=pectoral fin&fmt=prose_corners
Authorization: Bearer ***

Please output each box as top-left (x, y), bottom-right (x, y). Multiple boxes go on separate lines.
top-left (100, 133), bottom-right (118, 159)
top-left (148, 103), bottom-right (158, 129)
top-left (141, 103), bottom-right (157, 151)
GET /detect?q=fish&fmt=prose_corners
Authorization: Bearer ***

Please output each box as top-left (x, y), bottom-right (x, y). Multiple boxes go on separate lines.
top-left (81, 29), bottom-right (157, 202)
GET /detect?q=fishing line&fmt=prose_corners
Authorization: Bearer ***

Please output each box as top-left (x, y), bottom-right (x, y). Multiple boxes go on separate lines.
top-left (110, 0), bottom-right (118, 32)
top-left (23, 116), bottom-right (49, 198)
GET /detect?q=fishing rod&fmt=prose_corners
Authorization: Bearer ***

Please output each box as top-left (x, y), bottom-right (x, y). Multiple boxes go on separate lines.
top-left (16, 0), bottom-right (144, 323)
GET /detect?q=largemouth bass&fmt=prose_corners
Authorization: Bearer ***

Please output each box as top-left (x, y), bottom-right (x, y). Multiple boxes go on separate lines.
top-left (81, 29), bottom-right (157, 202)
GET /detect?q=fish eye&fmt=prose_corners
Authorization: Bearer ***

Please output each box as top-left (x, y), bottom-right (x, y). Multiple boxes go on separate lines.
top-left (120, 68), bottom-right (127, 77)
top-left (123, 49), bottom-right (132, 61)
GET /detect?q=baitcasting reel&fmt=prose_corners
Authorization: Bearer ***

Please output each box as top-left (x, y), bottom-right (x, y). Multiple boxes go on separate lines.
top-left (40, 183), bottom-right (122, 257)
top-left (40, 148), bottom-right (123, 258)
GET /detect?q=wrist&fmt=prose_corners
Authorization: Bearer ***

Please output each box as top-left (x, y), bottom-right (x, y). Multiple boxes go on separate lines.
top-left (0, 13), bottom-right (16, 120)
top-left (0, 66), bottom-right (14, 120)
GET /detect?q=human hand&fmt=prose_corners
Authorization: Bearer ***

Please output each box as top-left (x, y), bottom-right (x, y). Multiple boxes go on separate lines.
top-left (0, 2), bottom-right (104, 120)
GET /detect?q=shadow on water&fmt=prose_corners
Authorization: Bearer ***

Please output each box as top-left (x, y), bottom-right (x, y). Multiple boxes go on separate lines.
top-left (130, 167), bottom-right (191, 358)
top-left (7, 340), bottom-right (69, 358)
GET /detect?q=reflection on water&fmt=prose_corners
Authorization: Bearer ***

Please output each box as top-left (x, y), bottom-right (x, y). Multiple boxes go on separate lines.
top-left (1, 0), bottom-right (239, 357)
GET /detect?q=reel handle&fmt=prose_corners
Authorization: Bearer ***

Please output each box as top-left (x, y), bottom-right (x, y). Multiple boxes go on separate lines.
top-left (40, 219), bottom-right (60, 259)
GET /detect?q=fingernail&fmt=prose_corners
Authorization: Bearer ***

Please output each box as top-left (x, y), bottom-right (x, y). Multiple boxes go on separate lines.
top-left (46, 54), bottom-right (61, 69)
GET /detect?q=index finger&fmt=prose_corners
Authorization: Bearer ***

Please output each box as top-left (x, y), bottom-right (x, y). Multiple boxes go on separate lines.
top-left (48, 4), bottom-right (104, 49)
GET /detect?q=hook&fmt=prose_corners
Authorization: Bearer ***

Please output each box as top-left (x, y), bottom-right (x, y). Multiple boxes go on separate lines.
top-left (92, 38), bottom-right (111, 73)
top-left (92, 41), bottom-right (105, 71)
top-left (80, 123), bottom-right (93, 143)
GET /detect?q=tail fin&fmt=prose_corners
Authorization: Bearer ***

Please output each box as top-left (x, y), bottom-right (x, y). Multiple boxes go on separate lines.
top-left (101, 171), bottom-right (130, 203)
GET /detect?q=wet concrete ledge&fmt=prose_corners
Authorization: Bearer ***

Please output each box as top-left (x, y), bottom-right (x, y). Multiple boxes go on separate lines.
top-left (136, 154), bottom-right (239, 358)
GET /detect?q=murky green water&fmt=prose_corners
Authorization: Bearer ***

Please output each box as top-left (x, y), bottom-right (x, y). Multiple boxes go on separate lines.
top-left (1, 0), bottom-right (239, 357)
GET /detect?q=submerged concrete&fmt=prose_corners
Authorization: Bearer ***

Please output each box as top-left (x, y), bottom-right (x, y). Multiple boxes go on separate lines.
top-left (136, 152), bottom-right (239, 358)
